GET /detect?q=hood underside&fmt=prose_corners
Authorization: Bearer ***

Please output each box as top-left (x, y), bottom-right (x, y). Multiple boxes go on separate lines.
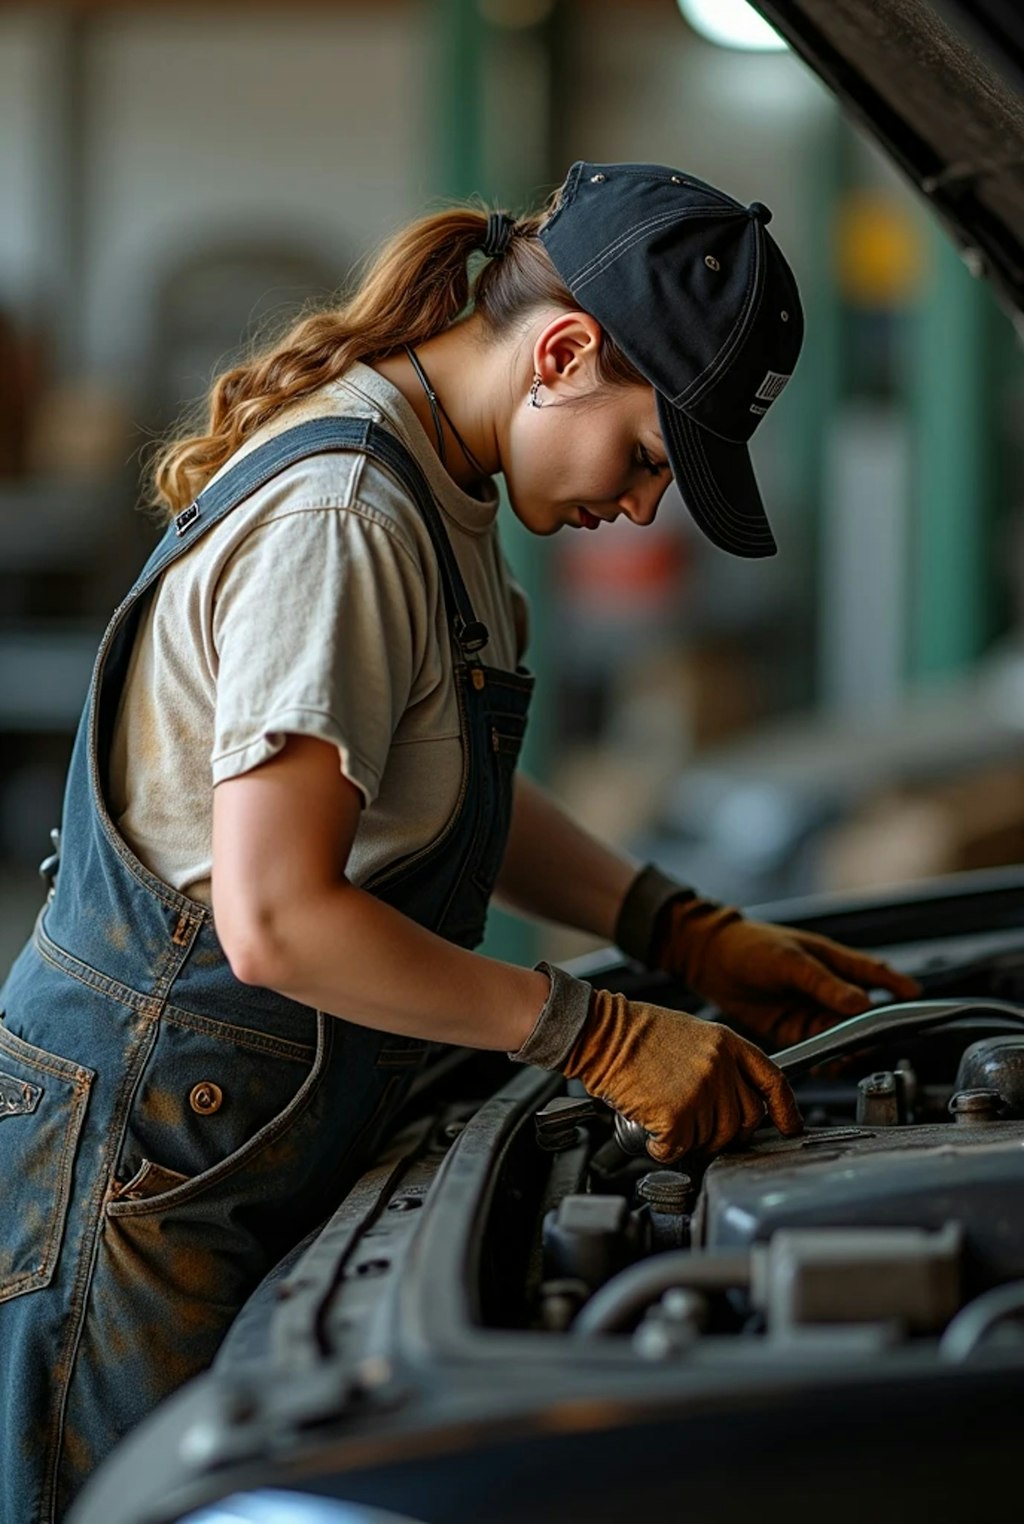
top-left (752, 0), bottom-right (1024, 324)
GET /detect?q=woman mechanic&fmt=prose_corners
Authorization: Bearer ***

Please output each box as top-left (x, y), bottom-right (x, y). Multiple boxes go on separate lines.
top-left (0, 161), bottom-right (919, 1521)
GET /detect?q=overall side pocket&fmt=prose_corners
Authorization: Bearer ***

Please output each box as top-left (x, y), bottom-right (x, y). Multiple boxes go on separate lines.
top-left (106, 1011), bottom-right (331, 1219)
top-left (0, 1014), bottom-right (94, 1304)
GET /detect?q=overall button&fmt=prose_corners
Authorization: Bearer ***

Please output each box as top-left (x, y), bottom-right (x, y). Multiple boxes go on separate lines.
top-left (189, 1082), bottom-right (223, 1116)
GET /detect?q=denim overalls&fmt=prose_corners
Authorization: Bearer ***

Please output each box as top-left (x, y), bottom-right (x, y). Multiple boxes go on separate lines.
top-left (0, 417), bottom-right (533, 1523)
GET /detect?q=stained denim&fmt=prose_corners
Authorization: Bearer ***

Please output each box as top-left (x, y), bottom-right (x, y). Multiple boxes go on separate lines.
top-left (0, 417), bottom-right (533, 1523)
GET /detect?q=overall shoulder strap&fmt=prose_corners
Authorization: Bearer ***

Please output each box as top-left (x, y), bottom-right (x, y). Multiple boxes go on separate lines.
top-left (138, 417), bottom-right (489, 655)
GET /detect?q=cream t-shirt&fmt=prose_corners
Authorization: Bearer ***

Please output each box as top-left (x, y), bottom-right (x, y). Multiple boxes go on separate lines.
top-left (108, 363), bottom-right (527, 905)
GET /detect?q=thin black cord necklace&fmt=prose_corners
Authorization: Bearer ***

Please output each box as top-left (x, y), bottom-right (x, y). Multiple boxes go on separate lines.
top-left (403, 343), bottom-right (489, 481)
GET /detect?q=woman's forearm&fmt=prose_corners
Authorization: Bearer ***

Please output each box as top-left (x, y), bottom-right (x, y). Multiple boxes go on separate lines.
top-left (212, 737), bottom-right (550, 1051)
top-left (495, 773), bottom-right (639, 944)
top-left (229, 880), bottom-right (550, 1051)
top-left (236, 774), bottom-right (639, 1038)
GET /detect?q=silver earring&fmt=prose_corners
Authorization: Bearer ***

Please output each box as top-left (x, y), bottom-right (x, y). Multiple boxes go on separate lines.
top-left (528, 374), bottom-right (543, 408)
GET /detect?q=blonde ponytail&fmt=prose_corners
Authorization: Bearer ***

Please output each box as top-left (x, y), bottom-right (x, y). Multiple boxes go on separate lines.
top-left (150, 199), bottom-right (643, 519)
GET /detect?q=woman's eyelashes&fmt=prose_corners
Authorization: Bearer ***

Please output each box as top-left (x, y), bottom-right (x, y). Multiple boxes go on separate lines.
top-left (635, 444), bottom-right (668, 478)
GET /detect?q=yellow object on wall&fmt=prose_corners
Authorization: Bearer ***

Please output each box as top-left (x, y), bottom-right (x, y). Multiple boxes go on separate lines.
top-left (834, 190), bottom-right (925, 308)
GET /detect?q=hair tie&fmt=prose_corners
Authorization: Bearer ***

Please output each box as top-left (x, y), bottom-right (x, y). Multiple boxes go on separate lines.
top-left (481, 210), bottom-right (516, 259)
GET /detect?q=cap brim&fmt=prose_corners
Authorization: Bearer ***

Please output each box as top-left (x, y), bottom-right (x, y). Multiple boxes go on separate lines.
top-left (657, 395), bottom-right (777, 559)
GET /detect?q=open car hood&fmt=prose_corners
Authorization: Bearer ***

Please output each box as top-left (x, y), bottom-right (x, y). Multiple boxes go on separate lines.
top-left (752, 0), bottom-right (1024, 323)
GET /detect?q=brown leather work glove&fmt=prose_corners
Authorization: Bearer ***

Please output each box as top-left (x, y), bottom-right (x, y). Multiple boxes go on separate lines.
top-left (615, 865), bottom-right (922, 1050)
top-left (509, 963), bottom-right (803, 1164)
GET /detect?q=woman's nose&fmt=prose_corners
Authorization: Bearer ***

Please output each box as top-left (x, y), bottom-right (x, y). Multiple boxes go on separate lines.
top-left (619, 477), bottom-right (668, 527)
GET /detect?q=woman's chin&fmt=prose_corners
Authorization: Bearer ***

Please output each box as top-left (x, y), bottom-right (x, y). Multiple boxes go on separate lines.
top-left (507, 501), bottom-right (564, 537)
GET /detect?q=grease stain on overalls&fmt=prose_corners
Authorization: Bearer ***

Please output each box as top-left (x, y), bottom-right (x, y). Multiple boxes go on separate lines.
top-left (0, 416), bottom-right (532, 1522)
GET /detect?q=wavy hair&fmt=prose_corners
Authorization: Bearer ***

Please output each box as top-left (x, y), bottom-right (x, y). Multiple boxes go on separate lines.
top-left (149, 200), bottom-right (645, 519)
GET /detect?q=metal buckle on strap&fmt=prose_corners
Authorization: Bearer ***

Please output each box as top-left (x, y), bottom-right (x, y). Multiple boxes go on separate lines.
top-left (174, 501), bottom-right (200, 536)
top-left (38, 826), bottom-right (61, 890)
top-left (455, 616), bottom-right (489, 654)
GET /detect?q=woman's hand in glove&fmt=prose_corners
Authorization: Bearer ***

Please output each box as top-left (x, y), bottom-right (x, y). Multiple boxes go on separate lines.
top-left (654, 897), bottom-right (922, 1049)
top-left (564, 985), bottom-right (802, 1162)
top-left (508, 964), bottom-right (803, 1165)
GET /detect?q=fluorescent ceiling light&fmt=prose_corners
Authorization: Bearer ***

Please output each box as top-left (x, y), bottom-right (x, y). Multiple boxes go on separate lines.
top-left (678, 0), bottom-right (787, 52)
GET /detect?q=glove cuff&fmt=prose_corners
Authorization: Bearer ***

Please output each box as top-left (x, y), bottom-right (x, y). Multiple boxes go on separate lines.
top-left (614, 863), bottom-right (697, 968)
top-left (507, 961), bottom-right (593, 1070)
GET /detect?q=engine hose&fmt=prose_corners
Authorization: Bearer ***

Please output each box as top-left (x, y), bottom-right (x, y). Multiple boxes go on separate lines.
top-left (939, 1280), bottom-right (1024, 1362)
top-left (572, 1249), bottom-right (752, 1337)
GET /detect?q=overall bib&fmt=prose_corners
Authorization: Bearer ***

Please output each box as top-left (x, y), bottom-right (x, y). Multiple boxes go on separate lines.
top-left (0, 417), bottom-right (533, 1523)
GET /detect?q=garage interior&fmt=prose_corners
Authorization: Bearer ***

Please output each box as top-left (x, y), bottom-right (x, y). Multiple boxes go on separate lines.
top-left (1, 0), bottom-right (1022, 977)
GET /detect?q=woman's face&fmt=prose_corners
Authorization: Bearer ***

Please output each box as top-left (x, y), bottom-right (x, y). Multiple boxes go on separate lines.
top-left (500, 318), bottom-right (674, 537)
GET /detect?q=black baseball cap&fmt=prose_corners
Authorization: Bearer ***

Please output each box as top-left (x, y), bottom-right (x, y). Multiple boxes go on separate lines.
top-left (539, 161), bottom-right (803, 558)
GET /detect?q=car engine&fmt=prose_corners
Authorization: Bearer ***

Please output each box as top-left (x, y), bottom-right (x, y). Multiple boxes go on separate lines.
top-left (522, 998), bottom-right (1024, 1358)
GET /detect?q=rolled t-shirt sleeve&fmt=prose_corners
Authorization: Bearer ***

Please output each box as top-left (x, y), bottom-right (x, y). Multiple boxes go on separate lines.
top-left (210, 502), bottom-right (430, 804)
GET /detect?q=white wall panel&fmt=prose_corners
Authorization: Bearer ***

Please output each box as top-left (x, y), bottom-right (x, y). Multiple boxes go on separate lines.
top-left (81, 6), bottom-right (428, 385)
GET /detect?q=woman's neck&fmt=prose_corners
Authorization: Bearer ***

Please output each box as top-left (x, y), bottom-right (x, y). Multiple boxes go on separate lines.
top-left (373, 316), bottom-right (504, 493)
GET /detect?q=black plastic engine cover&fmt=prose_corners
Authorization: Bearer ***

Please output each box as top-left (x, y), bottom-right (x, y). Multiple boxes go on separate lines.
top-left (696, 1120), bottom-right (1024, 1290)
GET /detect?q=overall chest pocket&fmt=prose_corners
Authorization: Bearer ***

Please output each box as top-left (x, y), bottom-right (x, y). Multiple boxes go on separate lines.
top-left (0, 1017), bottom-right (94, 1304)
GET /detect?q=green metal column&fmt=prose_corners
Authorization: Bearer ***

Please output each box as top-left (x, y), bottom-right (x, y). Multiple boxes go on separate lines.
top-left (909, 226), bottom-right (1000, 679)
top-left (432, 0), bottom-right (562, 965)
top-left (436, 0), bottom-right (486, 201)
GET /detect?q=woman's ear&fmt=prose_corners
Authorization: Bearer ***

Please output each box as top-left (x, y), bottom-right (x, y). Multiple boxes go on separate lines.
top-left (532, 311), bottom-right (605, 398)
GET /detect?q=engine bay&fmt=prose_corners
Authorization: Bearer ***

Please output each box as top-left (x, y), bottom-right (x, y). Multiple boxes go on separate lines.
top-left (487, 938), bottom-right (1024, 1366)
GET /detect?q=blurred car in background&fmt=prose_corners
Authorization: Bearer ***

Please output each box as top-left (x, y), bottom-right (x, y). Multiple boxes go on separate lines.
top-left (69, 4), bottom-right (1024, 1522)
top-left (634, 641), bottom-right (1024, 905)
